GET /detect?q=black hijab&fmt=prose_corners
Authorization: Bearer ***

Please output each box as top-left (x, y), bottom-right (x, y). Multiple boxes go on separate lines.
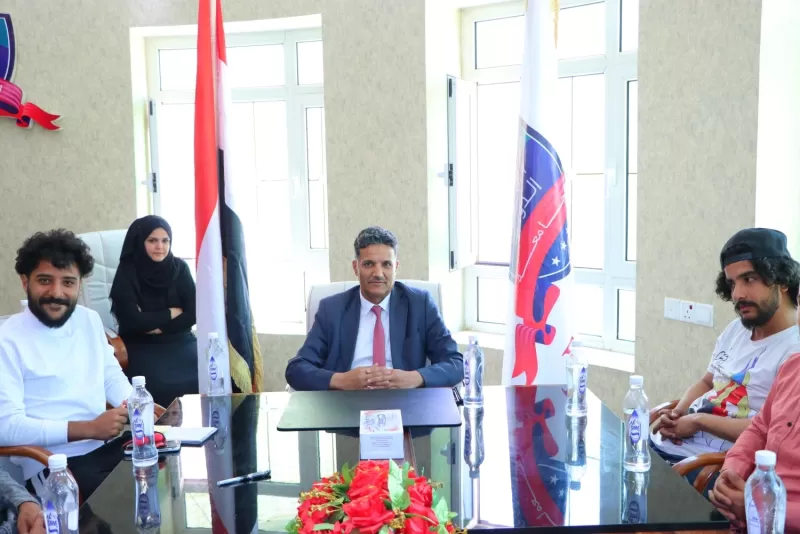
top-left (119, 215), bottom-right (179, 289)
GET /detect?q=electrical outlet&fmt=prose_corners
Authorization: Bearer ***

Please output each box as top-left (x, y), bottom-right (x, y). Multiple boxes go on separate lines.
top-left (664, 298), bottom-right (680, 320)
top-left (680, 300), bottom-right (694, 322)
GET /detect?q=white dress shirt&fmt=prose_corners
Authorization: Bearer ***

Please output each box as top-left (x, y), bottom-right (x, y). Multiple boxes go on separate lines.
top-left (0, 305), bottom-right (133, 480)
top-left (351, 292), bottom-right (393, 369)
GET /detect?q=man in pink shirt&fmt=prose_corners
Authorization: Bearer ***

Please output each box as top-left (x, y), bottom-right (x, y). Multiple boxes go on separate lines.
top-left (710, 299), bottom-right (800, 530)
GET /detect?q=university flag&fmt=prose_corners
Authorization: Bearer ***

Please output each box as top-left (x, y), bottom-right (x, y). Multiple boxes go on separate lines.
top-left (503, 0), bottom-right (575, 386)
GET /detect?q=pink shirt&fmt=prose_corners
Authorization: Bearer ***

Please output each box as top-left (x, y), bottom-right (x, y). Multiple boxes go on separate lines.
top-left (724, 352), bottom-right (800, 530)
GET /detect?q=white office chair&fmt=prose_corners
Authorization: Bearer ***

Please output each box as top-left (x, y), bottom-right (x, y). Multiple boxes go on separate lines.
top-left (287, 280), bottom-right (442, 392)
top-left (76, 230), bottom-right (127, 333)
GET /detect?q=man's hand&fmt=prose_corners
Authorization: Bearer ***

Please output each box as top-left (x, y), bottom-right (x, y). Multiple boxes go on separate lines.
top-left (386, 369), bottom-right (424, 389)
top-left (330, 366), bottom-right (391, 390)
top-left (17, 502), bottom-right (44, 534)
top-left (169, 307), bottom-right (183, 319)
top-left (89, 406), bottom-right (129, 440)
top-left (671, 413), bottom-right (702, 439)
top-left (709, 470), bottom-right (746, 530)
top-left (652, 408), bottom-right (681, 436)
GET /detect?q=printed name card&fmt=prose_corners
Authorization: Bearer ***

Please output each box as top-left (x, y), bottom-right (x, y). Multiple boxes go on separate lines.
top-left (359, 409), bottom-right (403, 460)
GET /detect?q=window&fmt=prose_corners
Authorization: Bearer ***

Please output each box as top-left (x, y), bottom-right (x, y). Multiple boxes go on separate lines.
top-left (145, 29), bottom-right (329, 333)
top-left (461, 0), bottom-right (638, 353)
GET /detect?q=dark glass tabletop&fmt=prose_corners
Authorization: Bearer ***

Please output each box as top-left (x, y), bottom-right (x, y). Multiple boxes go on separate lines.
top-left (79, 387), bottom-right (727, 534)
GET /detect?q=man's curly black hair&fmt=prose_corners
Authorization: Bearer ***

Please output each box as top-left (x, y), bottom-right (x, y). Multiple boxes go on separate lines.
top-left (715, 251), bottom-right (800, 309)
top-left (15, 229), bottom-right (94, 278)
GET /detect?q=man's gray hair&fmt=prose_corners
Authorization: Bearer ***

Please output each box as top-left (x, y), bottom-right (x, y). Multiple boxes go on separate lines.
top-left (354, 226), bottom-right (398, 258)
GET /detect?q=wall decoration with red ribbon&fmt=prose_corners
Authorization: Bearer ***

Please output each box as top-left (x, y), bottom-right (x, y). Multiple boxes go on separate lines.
top-left (0, 13), bottom-right (61, 130)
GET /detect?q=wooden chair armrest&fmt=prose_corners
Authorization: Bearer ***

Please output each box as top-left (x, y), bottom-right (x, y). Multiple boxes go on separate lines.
top-left (692, 464), bottom-right (723, 494)
top-left (673, 452), bottom-right (727, 476)
top-left (0, 445), bottom-right (54, 466)
top-left (649, 400), bottom-right (679, 425)
top-left (106, 333), bottom-right (128, 371)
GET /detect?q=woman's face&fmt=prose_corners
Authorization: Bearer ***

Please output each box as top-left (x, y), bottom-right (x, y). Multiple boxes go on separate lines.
top-left (144, 228), bottom-right (171, 262)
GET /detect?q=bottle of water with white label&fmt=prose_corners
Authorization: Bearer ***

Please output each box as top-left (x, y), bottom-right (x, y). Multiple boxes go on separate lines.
top-left (128, 376), bottom-right (158, 467)
top-left (623, 375), bottom-right (650, 472)
top-left (566, 342), bottom-right (588, 416)
top-left (206, 332), bottom-right (226, 396)
top-left (745, 450), bottom-right (786, 534)
top-left (43, 454), bottom-right (79, 534)
top-left (463, 336), bottom-right (484, 407)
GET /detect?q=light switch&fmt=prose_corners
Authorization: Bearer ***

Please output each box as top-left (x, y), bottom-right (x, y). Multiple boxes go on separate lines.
top-left (664, 298), bottom-right (680, 320)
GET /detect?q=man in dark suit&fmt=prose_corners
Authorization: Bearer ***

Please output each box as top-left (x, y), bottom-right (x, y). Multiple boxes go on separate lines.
top-left (285, 227), bottom-right (463, 391)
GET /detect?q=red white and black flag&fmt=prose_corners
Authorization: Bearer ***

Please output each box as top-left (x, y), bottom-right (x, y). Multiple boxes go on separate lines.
top-left (194, 0), bottom-right (263, 396)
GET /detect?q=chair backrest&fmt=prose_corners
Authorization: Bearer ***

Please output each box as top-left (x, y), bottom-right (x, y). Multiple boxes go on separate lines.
top-left (306, 280), bottom-right (442, 333)
top-left (77, 230), bottom-right (127, 332)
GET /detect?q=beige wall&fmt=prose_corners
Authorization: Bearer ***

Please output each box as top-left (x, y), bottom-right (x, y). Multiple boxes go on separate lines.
top-left (619, 0), bottom-right (763, 408)
top-left (0, 0), bottom-right (436, 390)
top-left (0, 0), bottom-right (430, 303)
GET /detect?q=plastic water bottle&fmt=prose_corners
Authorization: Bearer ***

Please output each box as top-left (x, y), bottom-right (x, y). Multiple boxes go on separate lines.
top-left (622, 375), bottom-right (650, 472)
top-left (565, 416), bottom-right (587, 490)
top-left (566, 342), bottom-right (588, 416)
top-left (134, 464), bottom-right (162, 533)
top-left (128, 376), bottom-right (158, 467)
top-left (463, 336), bottom-right (484, 406)
top-left (42, 454), bottom-right (79, 534)
top-left (463, 405), bottom-right (485, 479)
top-left (206, 332), bottom-right (226, 396)
top-left (745, 450), bottom-right (786, 534)
top-left (622, 471), bottom-right (649, 524)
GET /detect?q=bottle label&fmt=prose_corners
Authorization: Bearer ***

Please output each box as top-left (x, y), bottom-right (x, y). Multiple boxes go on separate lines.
top-left (578, 367), bottom-right (587, 395)
top-left (209, 355), bottom-right (218, 381)
top-left (138, 494), bottom-right (150, 516)
top-left (463, 363), bottom-right (471, 386)
top-left (746, 498), bottom-right (761, 533)
top-left (133, 408), bottom-right (145, 442)
top-left (45, 501), bottom-right (59, 534)
top-left (629, 409), bottom-right (641, 445)
top-left (626, 500), bottom-right (641, 523)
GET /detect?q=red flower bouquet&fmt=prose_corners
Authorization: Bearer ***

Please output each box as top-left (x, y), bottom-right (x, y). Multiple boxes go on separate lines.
top-left (286, 460), bottom-right (458, 534)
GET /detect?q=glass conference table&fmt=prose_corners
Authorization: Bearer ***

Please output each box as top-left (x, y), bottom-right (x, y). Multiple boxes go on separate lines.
top-left (78, 387), bottom-right (728, 534)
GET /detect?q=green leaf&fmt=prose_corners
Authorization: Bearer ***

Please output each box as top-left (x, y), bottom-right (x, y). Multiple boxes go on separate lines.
top-left (402, 462), bottom-right (410, 480)
top-left (331, 484), bottom-right (350, 493)
top-left (447, 512), bottom-right (457, 519)
top-left (393, 489), bottom-right (411, 511)
top-left (433, 496), bottom-right (450, 526)
top-left (383, 499), bottom-right (393, 509)
top-left (285, 518), bottom-right (299, 534)
top-left (388, 461), bottom-right (406, 507)
top-left (330, 511), bottom-right (345, 523)
top-left (437, 525), bottom-right (447, 534)
top-left (379, 526), bottom-right (391, 534)
top-left (342, 463), bottom-right (353, 484)
top-left (312, 524), bottom-right (336, 531)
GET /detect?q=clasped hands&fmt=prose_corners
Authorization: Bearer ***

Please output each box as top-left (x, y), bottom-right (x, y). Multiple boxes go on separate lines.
top-left (651, 407), bottom-right (701, 444)
top-left (331, 365), bottom-right (423, 390)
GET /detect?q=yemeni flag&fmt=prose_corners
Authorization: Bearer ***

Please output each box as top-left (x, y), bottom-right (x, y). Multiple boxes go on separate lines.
top-left (194, 0), bottom-right (263, 395)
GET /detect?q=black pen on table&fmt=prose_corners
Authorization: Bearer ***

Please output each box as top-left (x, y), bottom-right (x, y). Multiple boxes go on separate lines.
top-left (217, 470), bottom-right (272, 488)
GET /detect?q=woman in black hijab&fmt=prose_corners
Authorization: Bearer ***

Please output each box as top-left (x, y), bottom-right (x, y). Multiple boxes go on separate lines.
top-left (110, 215), bottom-right (199, 406)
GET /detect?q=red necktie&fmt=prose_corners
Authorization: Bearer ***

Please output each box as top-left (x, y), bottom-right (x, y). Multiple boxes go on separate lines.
top-left (371, 306), bottom-right (386, 366)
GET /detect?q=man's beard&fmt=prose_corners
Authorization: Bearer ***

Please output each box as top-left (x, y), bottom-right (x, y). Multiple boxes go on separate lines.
top-left (735, 287), bottom-right (780, 329)
top-left (27, 288), bottom-right (77, 328)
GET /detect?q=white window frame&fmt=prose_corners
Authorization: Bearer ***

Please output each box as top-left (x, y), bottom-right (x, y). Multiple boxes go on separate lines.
top-left (143, 28), bottom-right (328, 334)
top-left (461, 0), bottom-right (637, 354)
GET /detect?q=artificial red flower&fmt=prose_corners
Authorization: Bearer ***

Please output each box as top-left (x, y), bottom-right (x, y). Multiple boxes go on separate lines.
top-left (342, 494), bottom-right (395, 534)
top-left (407, 478), bottom-right (433, 508)
top-left (298, 496), bottom-right (333, 524)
